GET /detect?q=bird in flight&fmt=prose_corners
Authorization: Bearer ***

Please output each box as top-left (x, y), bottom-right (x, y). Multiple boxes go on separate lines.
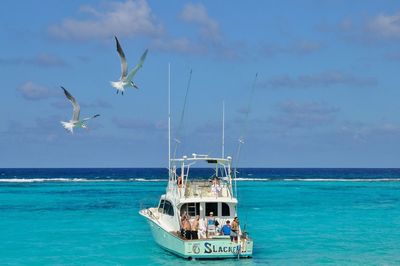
top-left (60, 86), bottom-right (100, 133)
top-left (110, 36), bottom-right (148, 95)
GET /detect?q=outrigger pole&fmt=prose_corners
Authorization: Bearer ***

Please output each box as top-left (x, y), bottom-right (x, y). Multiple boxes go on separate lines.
top-left (233, 73), bottom-right (258, 260)
top-left (222, 100), bottom-right (225, 158)
top-left (173, 69), bottom-right (193, 160)
top-left (168, 63), bottom-right (171, 178)
top-left (233, 73), bottom-right (259, 196)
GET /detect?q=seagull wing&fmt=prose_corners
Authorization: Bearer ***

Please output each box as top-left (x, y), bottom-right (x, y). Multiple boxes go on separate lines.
top-left (126, 49), bottom-right (148, 81)
top-left (61, 86), bottom-right (80, 121)
top-left (83, 114), bottom-right (100, 121)
top-left (115, 36), bottom-right (128, 79)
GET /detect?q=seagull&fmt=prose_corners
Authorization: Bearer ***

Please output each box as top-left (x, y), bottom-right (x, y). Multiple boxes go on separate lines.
top-left (110, 36), bottom-right (148, 95)
top-left (60, 86), bottom-right (100, 133)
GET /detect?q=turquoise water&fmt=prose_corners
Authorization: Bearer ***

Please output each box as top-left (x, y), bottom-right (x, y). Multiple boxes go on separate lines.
top-left (1, 169), bottom-right (400, 265)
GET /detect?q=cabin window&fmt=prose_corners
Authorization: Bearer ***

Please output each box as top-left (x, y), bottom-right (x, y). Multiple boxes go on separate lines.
top-left (180, 203), bottom-right (200, 217)
top-left (163, 200), bottom-right (174, 216)
top-left (158, 199), bottom-right (165, 213)
top-left (205, 202), bottom-right (218, 216)
top-left (222, 203), bottom-right (230, 216)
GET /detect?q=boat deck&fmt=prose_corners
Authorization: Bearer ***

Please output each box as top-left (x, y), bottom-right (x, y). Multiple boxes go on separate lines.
top-left (170, 231), bottom-right (242, 242)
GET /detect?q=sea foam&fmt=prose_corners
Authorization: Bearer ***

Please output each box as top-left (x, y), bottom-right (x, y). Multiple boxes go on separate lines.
top-left (1, 177), bottom-right (399, 183)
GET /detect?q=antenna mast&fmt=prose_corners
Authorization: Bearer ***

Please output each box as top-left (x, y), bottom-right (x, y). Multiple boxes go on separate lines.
top-left (168, 63), bottom-right (171, 176)
top-left (222, 100), bottom-right (225, 158)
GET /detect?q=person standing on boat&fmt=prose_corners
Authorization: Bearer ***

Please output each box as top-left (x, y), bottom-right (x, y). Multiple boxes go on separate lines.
top-left (177, 175), bottom-right (183, 188)
top-left (211, 177), bottom-right (221, 197)
top-left (207, 211), bottom-right (217, 237)
top-left (211, 183), bottom-right (221, 197)
top-left (191, 215), bottom-right (200, 239)
top-left (198, 217), bottom-right (207, 239)
top-left (231, 217), bottom-right (239, 242)
top-left (180, 212), bottom-right (188, 238)
top-left (221, 220), bottom-right (232, 236)
top-left (180, 214), bottom-right (185, 238)
top-left (182, 216), bottom-right (192, 239)
top-left (180, 212), bottom-right (187, 226)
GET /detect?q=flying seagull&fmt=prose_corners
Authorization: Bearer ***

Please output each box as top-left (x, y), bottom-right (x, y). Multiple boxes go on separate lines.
top-left (60, 86), bottom-right (100, 133)
top-left (110, 36), bottom-right (148, 95)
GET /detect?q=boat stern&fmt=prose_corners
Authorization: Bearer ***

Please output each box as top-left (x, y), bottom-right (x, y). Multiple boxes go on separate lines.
top-left (184, 237), bottom-right (253, 259)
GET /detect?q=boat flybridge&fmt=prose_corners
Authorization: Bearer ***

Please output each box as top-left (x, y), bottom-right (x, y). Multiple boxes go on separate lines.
top-left (139, 153), bottom-right (253, 259)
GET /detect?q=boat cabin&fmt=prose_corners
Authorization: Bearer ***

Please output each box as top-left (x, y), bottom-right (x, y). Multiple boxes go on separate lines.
top-left (155, 154), bottom-right (239, 237)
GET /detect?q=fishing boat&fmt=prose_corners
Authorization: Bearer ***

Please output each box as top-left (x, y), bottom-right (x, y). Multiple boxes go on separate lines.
top-left (139, 154), bottom-right (253, 259)
top-left (139, 65), bottom-right (253, 259)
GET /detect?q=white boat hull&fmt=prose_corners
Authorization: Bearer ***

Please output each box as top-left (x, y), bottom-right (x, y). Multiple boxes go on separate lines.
top-left (141, 211), bottom-right (253, 259)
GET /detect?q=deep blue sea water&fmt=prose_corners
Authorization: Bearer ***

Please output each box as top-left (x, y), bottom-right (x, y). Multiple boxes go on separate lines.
top-left (1, 168), bottom-right (400, 265)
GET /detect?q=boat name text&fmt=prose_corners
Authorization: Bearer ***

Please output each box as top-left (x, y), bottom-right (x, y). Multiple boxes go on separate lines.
top-left (204, 242), bottom-right (239, 254)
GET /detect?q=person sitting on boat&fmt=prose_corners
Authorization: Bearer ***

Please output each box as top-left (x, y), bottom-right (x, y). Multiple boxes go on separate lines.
top-left (230, 217), bottom-right (239, 242)
top-left (220, 220), bottom-right (232, 236)
top-left (207, 211), bottom-right (217, 237)
top-left (191, 215), bottom-right (200, 239)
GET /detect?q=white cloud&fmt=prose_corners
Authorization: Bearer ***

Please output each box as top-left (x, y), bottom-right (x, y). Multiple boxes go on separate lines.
top-left (0, 53), bottom-right (66, 67)
top-left (262, 71), bottom-right (377, 89)
top-left (48, 0), bottom-right (239, 59)
top-left (151, 37), bottom-right (205, 55)
top-left (271, 101), bottom-right (339, 129)
top-left (340, 121), bottom-right (400, 142)
top-left (34, 53), bottom-right (67, 67)
top-left (279, 101), bottom-right (339, 115)
top-left (320, 12), bottom-right (400, 43)
top-left (180, 3), bottom-right (221, 43)
top-left (368, 12), bottom-right (400, 39)
top-left (261, 41), bottom-right (323, 57)
top-left (176, 3), bottom-right (241, 59)
top-left (48, 0), bottom-right (163, 41)
top-left (17, 81), bottom-right (58, 101)
top-left (113, 117), bottom-right (165, 131)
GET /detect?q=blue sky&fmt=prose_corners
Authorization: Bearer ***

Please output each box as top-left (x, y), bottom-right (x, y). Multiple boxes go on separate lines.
top-left (1, 0), bottom-right (400, 167)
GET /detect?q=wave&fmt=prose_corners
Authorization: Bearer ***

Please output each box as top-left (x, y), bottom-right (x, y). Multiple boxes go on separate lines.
top-left (0, 178), bottom-right (109, 183)
top-left (235, 178), bottom-right (271, 181)
top-left (129, 178), bottom-right (167, 182)
top-left (234, 177), bottom-right (400, 182)
top-left (0, 178), bottom-right (167, 183)
top-left (1, 177), bottom-right (400, 183)
top-left (283, 178), bottom-right (400, 182)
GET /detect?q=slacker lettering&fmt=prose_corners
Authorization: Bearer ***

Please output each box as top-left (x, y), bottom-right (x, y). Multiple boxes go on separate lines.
top-left (204, 242), bottom-right (238, 254)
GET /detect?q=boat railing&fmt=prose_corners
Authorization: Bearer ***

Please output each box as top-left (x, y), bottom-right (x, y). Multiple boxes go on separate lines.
top-left (169, 156), bottom-right (235, 195)
top-left (169, 178), bottom-right (232, 199)
top-left (183, 180), bottom-right (231, 198)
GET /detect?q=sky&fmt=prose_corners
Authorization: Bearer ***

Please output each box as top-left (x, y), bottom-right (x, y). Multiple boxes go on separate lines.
top-left (1, 0), bottom-right (400, 168)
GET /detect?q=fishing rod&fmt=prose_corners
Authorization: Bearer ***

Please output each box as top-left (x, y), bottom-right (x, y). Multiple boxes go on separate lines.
top-left (173, 69), bottom-right (193, 160)
top-left (233, 73), bottom-right (259, 197)
top-left (233, 73), bottom-right (258, 259)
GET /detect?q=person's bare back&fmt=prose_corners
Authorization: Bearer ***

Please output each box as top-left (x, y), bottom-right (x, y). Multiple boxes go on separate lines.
top-left (183, 219), bottom-right (191, 231)
top-left (192, 219), bottom-right (199, 231)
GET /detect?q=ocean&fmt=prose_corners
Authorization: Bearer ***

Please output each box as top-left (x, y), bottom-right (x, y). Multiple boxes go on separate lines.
top-left (1, 168), bottom-right (400, 265)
